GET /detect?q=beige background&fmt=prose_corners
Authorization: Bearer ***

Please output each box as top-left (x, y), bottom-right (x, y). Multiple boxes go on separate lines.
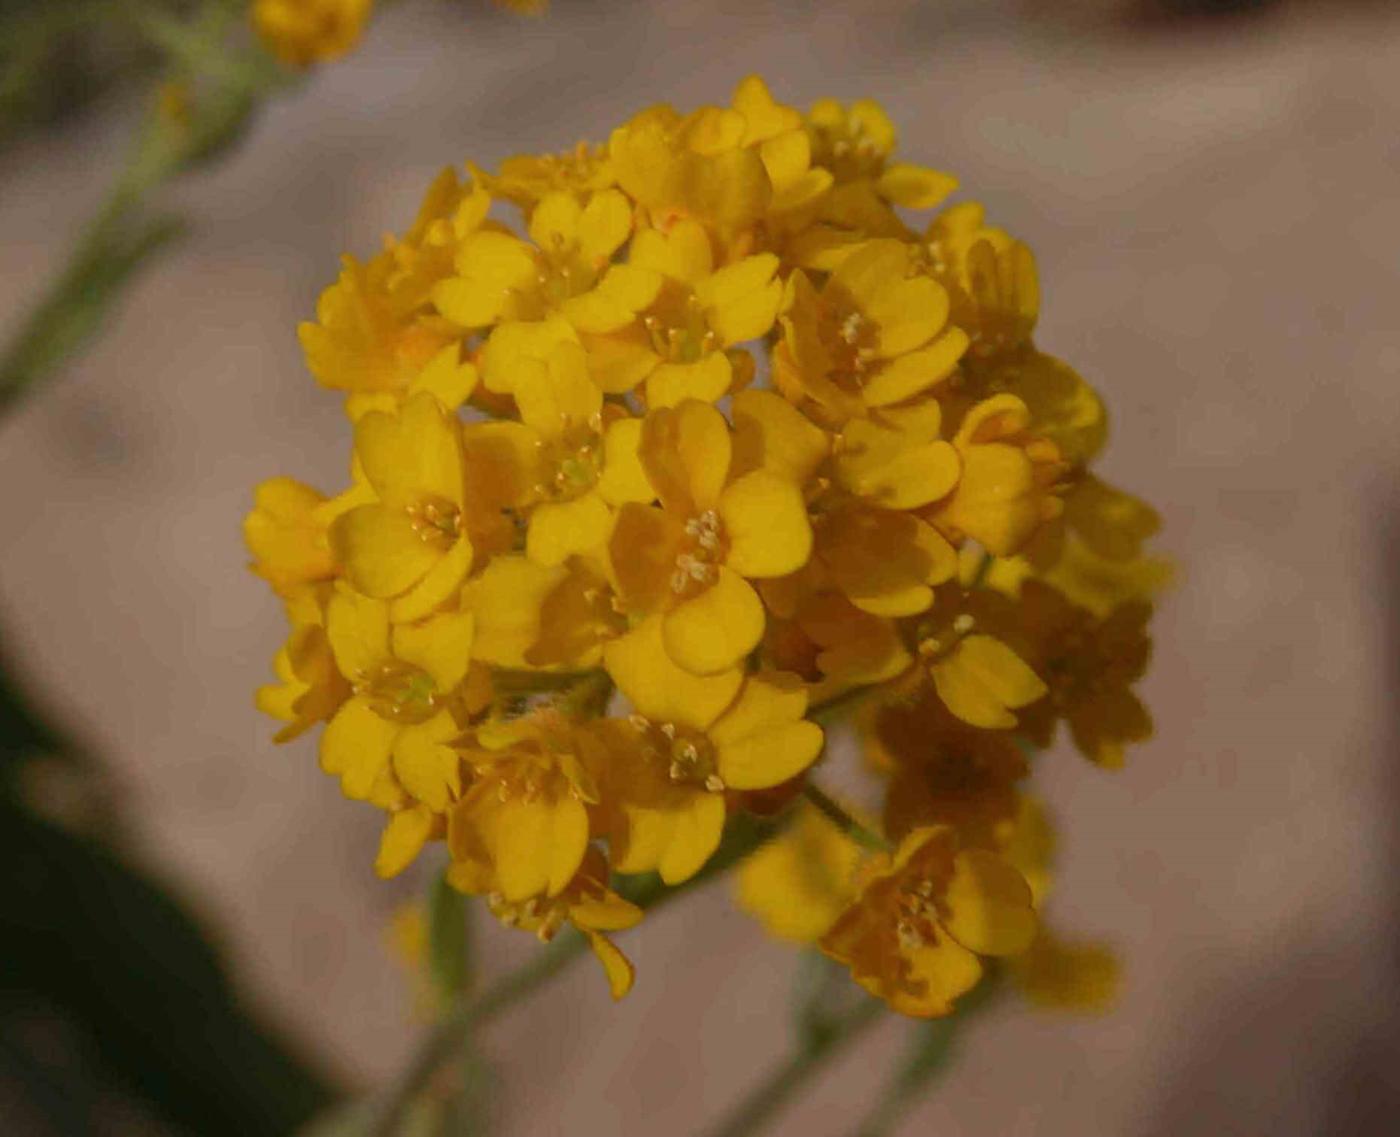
top-left (2, 0), bottom-right (1399, 1132)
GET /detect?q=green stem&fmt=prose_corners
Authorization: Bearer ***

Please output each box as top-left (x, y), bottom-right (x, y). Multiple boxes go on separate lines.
top-left (367, 928), bottom-right (587, 1137)
top-left (705, 997), bottom-right (885, 1137)
top-left (802, 782), bottom-right (890, 853)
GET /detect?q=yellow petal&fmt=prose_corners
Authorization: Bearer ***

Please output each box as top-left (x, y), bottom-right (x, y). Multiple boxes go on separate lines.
top-left (696, 254), bottom-right (782, 345)
top-left (332, 505), bottom-right (438, 599)
top-left (391, 610), bottom-right (475, 692)
top-left (527, 493), bottom-right (613, 566)
top-left (325, 587), bottom-right (389, 677)
top-left (661, 566), bottom-right (765, 675)
top-left (716, 712), bottom-right (823, 791)
top-left (585, 931), bottom-right (636, 1000)
top-left (630, 218), bottom-right (712, 284)
top-left (527, 191), bottom-right (582, 251)
top-left (571, 895), bottom-right (644, 933)
top-left (861, 329), bottom-right (969, 408)
top-left (658, 792), bottom-right (726, 883)
top-left (895, 932), bottom-right (984, 1017)
top-left (408, 343), bottom-right (478, 411)
top-left (392, 719), bottom-right (461, 812)
top-left (603, 616), bottom-right (743, 729)
top-left (320, 698), bottom-right (397, 800)
top-left (639, 399), bottom-right (732, 513)
top-left (596, 418), bottom-right (654, 505)
top-left (934, 634), bottom-right (1047, 729)
top-left (389, 534), bottom-right (473, 624)
top-left (375, 807), bottom-right (434, 879)
top-left (943, 850), bottom-right (1037, 957)
top-left (578, 188), bottom-right (634, 264)
top-left (730, 389), bottom-right (829, 484)
top-left (868, 275), bottom-right (948, 358)
top-left (433, 231), bottom-right (537, 326)
top-left (876, 163), bottom-right (958, 209)
top-left (465, 556), bottom-right (565, 667)
top-left (645, 353), bottom-right (732, 409)
top-left (719, 470), bottom-right (813, 579)
top-left (513, 341), bottom-right (602, 436)
top-left (353, 392), bottom-right (463, 505)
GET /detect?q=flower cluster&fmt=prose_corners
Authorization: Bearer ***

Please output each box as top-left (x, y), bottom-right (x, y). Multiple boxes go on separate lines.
top-left (246, 77), bottom-right (1166, 1014)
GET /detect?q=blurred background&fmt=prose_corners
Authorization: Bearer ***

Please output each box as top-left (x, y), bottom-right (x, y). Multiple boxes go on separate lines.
top-left (2, 0), bottom-right (1398, 1132)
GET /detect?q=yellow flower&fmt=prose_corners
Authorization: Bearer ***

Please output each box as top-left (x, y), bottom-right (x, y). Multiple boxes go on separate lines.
top-left (776, 240), bottom-right (968, 421)
top-left (244, 477), bottom-right (340, 597)
top-left (730, 76), bottom-right (833, 219)
top-left (481, 142), bottom-right (614, 214)
top-left (330, 393), bottom-right (474, 622)
top-left (820, 826), bottom-right (1036, 1017)
top-left (432, 188), bottom-right (641, 334)
top-left (319, 587), bottom-right (474, 811)
top-left (905, 588), bottom-right (1047, 730)
top-left (447, 709), bottom-right (603, 902)
top-left (807, 97), bottom-right (957, 212)
top-left (624, 219), bottom-right (781, 407)
top-left (257, 598), bottom-right (351, 742)
top-left (609, 400), bottom-right (812, 674)
top-left (868, 693), bottom-right (1027, 847)
top-left (1011, 581), bottom-right (1154, 770)
top-left (929, 394), bottom-right (1065, 557)
top-left (1009, 930), bottom-right (1120, 1013)
top-left (298, 255), bottom-right (458, 403)
top-left (923, 202), bottom-right (1038, 361)
top-left (453, 848), bottom-right (642, 1000)
top-left (609, 103), bottom-right (771, 245)
top-left (600, 617), bottom-right (824, 883)
top-left (736, 796), bottom-right (863, 943)
top-left (252, 0), bottom-right (372, 68)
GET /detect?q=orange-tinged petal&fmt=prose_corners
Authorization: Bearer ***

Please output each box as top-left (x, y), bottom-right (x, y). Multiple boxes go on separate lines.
top-left (609, 503), bottom-right (685, 613)
top-left (895, 932), bottom-right (984, 1017)
top-left (603, 616), bottom-right (743, 729)
top-left (639, 400), bottom-right (732, 513)
top-left (717, 718), bottom-right (822, 791)
top-left (731, 388), bottom-right (829, 484)
top-left (719, 470), bottom-right (813, 579)
top-left (943, 850), bottom-right (1038, 957)
top-left (661, 566), bottom-right (765, 675)
top-left (513, 342), bottom-right (602, 436)
top-left (466, 556), bottom-right (566, 667)
top-left (696, 254), bottom-right (782, 345)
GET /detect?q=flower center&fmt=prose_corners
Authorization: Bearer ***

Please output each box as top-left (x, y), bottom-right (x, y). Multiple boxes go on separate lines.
top-left (670, 509), bottom-right (726, 596)
top-left (405, 495), bottom-right (461, 550)
top-left (536, 414), bottom-right (605, 501)
top-left (643, 290), bottom-right (718, 363)
top-left (488, 891), bottom-right (570, 942)
top-left (818, 300), bottom-right (878, 392)
top-left (893, 877), bottom-right (942, 951)
top-left (629, 715), bottom-right (725, 793)
top-left (356, 661), bottom-right (440, 725)
top-left (915, 612), bottom-right (975, 663)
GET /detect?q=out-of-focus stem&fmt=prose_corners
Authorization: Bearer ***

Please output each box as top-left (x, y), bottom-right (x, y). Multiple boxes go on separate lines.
top-left (803, 782), bottom-right (890, 853)
top-left (704, 996), bottom-right (885, 1137)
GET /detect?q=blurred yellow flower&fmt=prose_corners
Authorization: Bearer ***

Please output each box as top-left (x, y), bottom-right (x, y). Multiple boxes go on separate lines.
top-left (252, 0), bottom-right (372, 68)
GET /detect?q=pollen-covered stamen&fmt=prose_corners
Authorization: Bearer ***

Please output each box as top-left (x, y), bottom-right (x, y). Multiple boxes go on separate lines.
top-left (630, 715), bottom-right (725, 793)
top-left (642, 293), bottom-right (718, 363)
top-left (405, 495), bottom-right (462, 548)
top-left (818, 301), bottom-right (879, 391)
top-left (670, 509), bottom-right (726, 596)
top-left (355, 661), bottom-right (440, 725)
top-left (916, 612), bottom-right (976, 662)
top-left (893, 877), bottom-right (942, 950)
top-left (487, 890), bottom-right (570, 942)
top-left (534, 414), bottom-right (606, 501)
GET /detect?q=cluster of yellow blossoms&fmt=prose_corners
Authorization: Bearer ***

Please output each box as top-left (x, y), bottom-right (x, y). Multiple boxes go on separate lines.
top-left (246, 78), bottom-right (1166, 1015)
